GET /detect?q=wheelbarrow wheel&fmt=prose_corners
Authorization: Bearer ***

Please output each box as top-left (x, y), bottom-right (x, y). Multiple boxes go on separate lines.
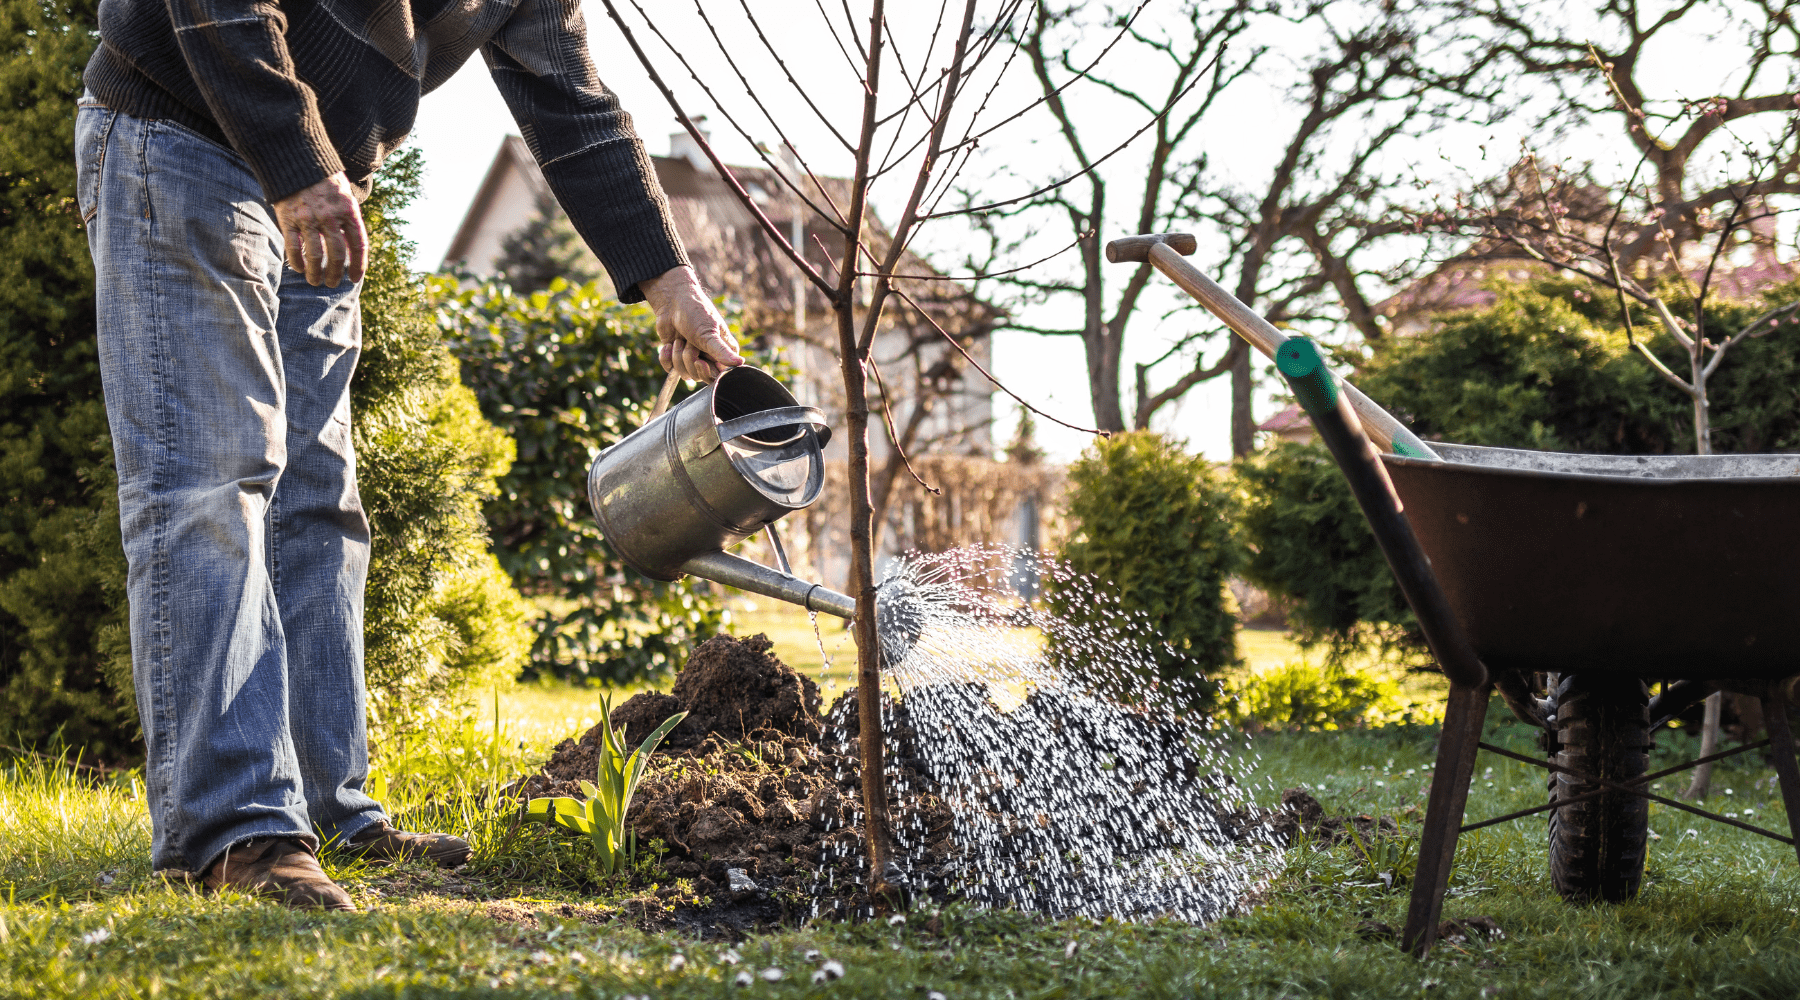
top-left (1547, 672), bottom-right (1651, 902)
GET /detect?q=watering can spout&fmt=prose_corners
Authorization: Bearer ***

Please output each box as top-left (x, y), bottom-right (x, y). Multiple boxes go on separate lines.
top-left (680, 550), bottom-right (857, 620)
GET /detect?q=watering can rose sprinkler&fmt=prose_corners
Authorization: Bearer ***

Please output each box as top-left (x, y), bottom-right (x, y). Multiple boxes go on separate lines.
top-left (586, 366), bottom-right (924, 652)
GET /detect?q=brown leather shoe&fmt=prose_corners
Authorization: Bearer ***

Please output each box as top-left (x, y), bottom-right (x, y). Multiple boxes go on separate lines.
top-left (203, 838), bottom-right (355, 911)
top-left (346, 821), bottom-right (472, 868)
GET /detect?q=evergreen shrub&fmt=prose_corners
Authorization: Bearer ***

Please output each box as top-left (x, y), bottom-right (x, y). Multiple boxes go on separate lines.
top-left (354, 154), bottom-right (535, 735)
top-left (1046, 431), bottom-right (1241, 710)
top-left (433, 276), bottom-right (724, 686)
top-left (0, 0), bottom-right (137, 759)
top-left (4, 75), bottom-right (533, 752)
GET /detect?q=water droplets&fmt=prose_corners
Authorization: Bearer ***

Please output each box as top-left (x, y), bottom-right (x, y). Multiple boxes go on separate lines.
top-left (852, 546), bottom-right (1268, 924)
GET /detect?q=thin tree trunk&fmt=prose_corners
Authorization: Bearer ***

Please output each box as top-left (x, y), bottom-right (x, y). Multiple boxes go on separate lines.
top-left (840, 0), bottom-right (893, 900)
top-left (1229, 339), bottom-right (1254, 456)
top-left (835, 297), bottom-right (893, 894)
top-left (1683, 691), bottom-right (1723, 800)
top-left (1077, 232), bottom-right (1126, 433)
top-left (1682, 355), bottom-right (1718, 800)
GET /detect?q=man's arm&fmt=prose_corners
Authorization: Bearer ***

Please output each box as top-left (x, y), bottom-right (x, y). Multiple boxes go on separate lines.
top-left (639, 266), bottom-right (744, 382)
top-left (483, 0), bottom-right (739, 379)
top-left (482, 0), bottom-right (682, 303)
top-left (162, 0), bottom-right (363, 285)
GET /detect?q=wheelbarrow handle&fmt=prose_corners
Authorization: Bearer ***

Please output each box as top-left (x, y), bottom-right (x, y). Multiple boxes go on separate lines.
top-left (1276, 337), bottom-right (1487, 691)
top-left (1105, 233), bottom-right (1439, 461)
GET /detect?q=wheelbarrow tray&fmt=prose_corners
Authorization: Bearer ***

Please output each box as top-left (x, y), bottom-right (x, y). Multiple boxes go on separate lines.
top-left (1384, 443), bottom-right (1800, 679)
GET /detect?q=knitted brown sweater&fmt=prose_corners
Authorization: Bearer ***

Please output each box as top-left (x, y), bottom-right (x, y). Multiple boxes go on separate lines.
top-left (85, 0), bottom-right (686, 300)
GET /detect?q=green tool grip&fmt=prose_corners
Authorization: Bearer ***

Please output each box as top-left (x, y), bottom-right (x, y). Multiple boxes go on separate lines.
top-left (1390, 437), bottom-right (1433, 459)
top-left (1275, 337), bottom-right (1338, 416)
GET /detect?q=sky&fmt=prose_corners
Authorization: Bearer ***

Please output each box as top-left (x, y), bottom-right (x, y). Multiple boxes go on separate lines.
top-left (398, 1), bottom-right (1790, 463)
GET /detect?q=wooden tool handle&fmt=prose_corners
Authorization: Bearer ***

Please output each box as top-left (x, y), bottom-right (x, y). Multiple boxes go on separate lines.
top-left (1107, 232), bottom-right (1438, 460)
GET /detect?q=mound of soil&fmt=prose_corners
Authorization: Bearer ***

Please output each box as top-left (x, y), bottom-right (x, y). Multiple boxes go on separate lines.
top-left (612, 634), bottom-right (822, 750)
top-left (514, 634), bottom-right (912, 926)
top-left (512, 632), bottom-right (1273, 932)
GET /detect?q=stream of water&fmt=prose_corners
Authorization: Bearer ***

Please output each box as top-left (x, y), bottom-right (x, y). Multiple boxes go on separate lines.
top-left (825, 545), bottom-right (1272, 923)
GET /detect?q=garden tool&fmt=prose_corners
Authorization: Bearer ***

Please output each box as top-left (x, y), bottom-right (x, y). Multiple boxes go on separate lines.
top-left (1103, 233), bottom-right (1439, 460)
top-left (588, 366), bottom-right (857, 618)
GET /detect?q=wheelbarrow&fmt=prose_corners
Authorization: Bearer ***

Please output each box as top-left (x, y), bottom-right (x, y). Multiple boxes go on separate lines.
top-left (1107, 233), bottom-right (1800, 957)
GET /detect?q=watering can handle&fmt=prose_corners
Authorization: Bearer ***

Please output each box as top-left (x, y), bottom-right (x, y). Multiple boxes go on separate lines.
top-left (650, 371), bottom-right (680, 419)
top-left (716, 406), bottom-right (833, 448)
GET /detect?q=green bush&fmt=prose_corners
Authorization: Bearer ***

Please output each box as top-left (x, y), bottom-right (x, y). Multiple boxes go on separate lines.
top-left (0, 0), bottom-right (137, 760)
top-left (354, 156), bottom-right (535, 735)
top-left (1222, 659), bottom-right (1409, 732)
top-left (1236, 277), bottom-right (1800, 659)
top-left (432, 276), bottom-right (724, 686)
top-left (1234, 439), bottom-right (1415, 660)
top-left (1046, 431), bottom-right (1242, 709)
top-left (1354, 280), bottom-right (1679, 453)
top-left (1357, 277), bottom-right (1800, 454)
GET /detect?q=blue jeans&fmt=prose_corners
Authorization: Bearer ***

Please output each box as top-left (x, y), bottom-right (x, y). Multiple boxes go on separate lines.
top-left (75, 101), bottom-right (386, 874)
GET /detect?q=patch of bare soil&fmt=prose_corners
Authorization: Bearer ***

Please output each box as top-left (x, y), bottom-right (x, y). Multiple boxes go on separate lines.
top-left (600, 634), bottom-right (824, 756)
top-left (514, 634), bottom-right (895, 934)
top-left (1268, 788), bottom-right (1399, 845)
top-left (512, 633), bottom-right (1265, 935)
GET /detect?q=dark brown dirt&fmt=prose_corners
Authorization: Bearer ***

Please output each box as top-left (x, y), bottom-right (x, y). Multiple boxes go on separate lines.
top-left (513, 632), bottom-right (1266, 934)
top-left (1268, 788), bottom-right (1399, 846)
top-left (514, 634), bottom-right (916, 930)
top-left (660, 633), bottom-right (822, 748)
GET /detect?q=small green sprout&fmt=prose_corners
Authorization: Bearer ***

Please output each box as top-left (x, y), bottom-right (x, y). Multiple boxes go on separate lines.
top-left (522, 694), bottom-right (686, 875)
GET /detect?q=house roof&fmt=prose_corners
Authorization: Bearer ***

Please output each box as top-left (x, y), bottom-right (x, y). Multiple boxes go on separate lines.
top-left (1256, 402), bottom-right (1311, 434)
top-left (442, 136), bottom-right (1000, 342)
top-left (443, 136), bottom-right (549, 267)
top-left (1376, 164), bottom-right (1797, 333)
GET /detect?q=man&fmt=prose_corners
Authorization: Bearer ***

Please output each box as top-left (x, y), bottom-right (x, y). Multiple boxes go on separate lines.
top-left (75, 0), bottom-right (741, 911)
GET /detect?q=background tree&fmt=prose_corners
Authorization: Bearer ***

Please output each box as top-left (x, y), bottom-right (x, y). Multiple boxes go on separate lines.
top-left (974, 0), bottom-right (1258, 435)
top-left (975, 0), bottom-right (1505, 454)
top-left (1450, 0), bottom-right (1799, 271)
top-left (1189, 0), bottom-right (1505, 454)
top-left (435, 274), bottom-right (726, 686)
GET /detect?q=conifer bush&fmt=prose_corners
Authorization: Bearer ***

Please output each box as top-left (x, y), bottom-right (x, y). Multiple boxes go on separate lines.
top-left (0, 0), bottom-right (137, 759)
top-left (1046, 431), bottom-right (1241, 711)
top-left (1, 31), bottom-right (533, 750)
top-left (354, 155), bottom-right (535, 734)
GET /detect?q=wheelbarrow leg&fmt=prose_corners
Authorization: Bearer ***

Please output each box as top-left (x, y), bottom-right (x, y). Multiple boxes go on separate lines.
top-left (1759, 684), bottom-right (1800, 867)
top-left (1402, 683), bottom-right (1490, 956)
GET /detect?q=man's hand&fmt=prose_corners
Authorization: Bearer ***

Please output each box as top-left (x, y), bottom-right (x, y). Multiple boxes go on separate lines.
top-left (640, 266), bottom-right (744, 382)
top-left (273, 172), bottom-right (368, 287)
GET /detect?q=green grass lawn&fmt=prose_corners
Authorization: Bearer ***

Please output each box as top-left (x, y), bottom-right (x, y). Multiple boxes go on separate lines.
top-left (8, 619), bottom-right (1800, 998)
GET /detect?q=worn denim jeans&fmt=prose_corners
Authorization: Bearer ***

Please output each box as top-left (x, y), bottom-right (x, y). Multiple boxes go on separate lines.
top-left (75, 100), bottom-right (386, 874)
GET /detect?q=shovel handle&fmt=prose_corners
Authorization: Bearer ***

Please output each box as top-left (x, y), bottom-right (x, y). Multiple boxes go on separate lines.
top-left (1106, 234), bottom-right (1438, 460)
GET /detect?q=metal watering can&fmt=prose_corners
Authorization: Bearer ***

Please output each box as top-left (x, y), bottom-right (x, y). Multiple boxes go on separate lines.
top-left (587, 366), bottom-right (858, 619)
